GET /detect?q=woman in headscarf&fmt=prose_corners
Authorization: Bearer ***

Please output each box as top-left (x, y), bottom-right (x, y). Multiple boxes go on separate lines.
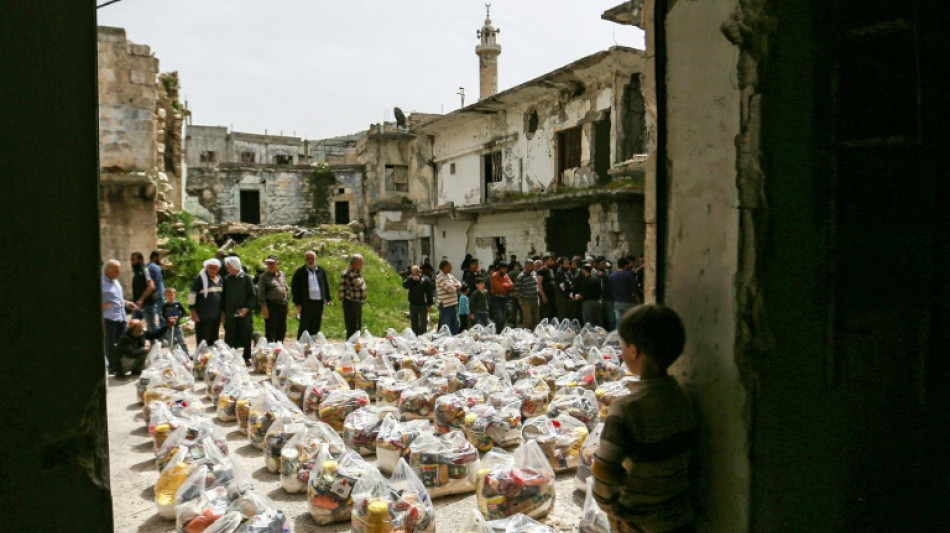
top-left (222, 256), bottom-right (256, 364)
top-left (189, 258), bottom-right (224, 346)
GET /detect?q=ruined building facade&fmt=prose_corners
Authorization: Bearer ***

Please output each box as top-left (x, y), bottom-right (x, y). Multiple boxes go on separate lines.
top-left (98, 26), bottom-right (185, 287)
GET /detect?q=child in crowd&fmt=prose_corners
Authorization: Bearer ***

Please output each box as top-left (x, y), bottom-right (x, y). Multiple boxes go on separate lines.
top-left (458, 283), bottom-right (472, 331)
top-left (161, 288), bottom-right (189, 355)
top-left (592, 305), bottom-right (696, 533)
top-left (470, 277), bottom-right (490, 326)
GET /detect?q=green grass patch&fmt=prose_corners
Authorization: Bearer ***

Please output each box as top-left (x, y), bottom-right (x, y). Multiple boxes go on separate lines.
top-left (162, 229), bottom-right (412, 340)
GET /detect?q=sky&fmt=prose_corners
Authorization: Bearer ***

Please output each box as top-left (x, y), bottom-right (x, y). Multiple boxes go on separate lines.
top-left (98, 0), bottom-right (644, 140)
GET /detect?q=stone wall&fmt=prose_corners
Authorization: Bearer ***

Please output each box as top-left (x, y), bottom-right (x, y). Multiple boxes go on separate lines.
top-left (99, 174), bottom-right (158, 290)
top-left (470, 210), bottom-right (549, 264)
top-left (587, 199), bottom-right (645, 260)
top-left (186, 166), bottom-right (312, 226)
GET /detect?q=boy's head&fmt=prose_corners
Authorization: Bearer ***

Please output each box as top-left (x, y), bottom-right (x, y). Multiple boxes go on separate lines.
top-left (475, 277), bottom-right (485, 289)
top-left (459, 282), bottom-right (469, 294)
top-left (618, 305), bottom-right (686, 374)
top-left (164, 287), bottom-right (176, 301)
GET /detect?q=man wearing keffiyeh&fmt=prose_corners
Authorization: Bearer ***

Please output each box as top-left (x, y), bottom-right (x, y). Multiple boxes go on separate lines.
top-left (189, 258), bottom-right (224, 346)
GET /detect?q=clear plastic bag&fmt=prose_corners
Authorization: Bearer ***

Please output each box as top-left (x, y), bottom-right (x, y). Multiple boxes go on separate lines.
top-left (408, 430), bottom-right (480, 498)
top-left (234, 383), bottom-right (263, 434)
top-left (318, 389), bottom-right (371, 432)
top-left (375, 414), bottom-right (432, 474)
top-left (521, 414), bottom-right (589, 473)
top-left (377, 369), bottom-right (418, 406)
top-left (155, 419), bottom-right (229, 472)
top-left (283, 368), bottom-right (316, 409)
top-left (462, 400), bottom-right (523, 452)
top-left (208, 362), bottom-right (250, 402)
top-left (216, 377), bottom-right (255, 423)
top-left (344, 405), bottom-right (398, 455)
top-left (547, 388), bottom-right (601, 431)
top-left (398, 378), bottom-right (448, 421)
top-left (247, 385), bottom-right (290, 450)
top-left (191, 341), bottom-right (214, 381)
top-left (579, 477), bottom-right (611, 533)
top-left (350, 465), bottom-right (393, 533)
top-left (511, 377), bottom-right (551, 419)
top-left (575, 422), bottom-right (604, 491)
top-left (434, 389), bottom-right (486, 433)
top-left (475, 440), bottom-right (556, 520)
top-left (308, 447), bottom-right (371, 524)
top-left (226, 489), bottom-right (290, 533)
top-left (174, 486), bottom-right (233, 533)
top-left (387, 458), bottom-right (436, 532)
top-left (354, 353), bottom-right (394, 398)
top-left (489, 513), bottom-right (558, 533)
top-left (588, 347), bottom-right (622, 383)
top-left (594, 378), bottom-right (636, 418)
top-left (553, 363), bottom-right (598, 393)
top-left (154, 438), bottom-right (232, 520)
top-left (263, 414), bottom-right (306, 474)
top-left (458, 509), bottom-right (494, 533)
top-left (301, 371), bottom-right (350, 418)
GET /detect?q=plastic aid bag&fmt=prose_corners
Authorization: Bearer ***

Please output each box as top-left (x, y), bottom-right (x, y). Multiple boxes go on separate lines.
top-left (175, 486), bottom-right (234, 533)
top-left (263, 415), bottom-right (307, 474)
top-left (234, 383), bottom-right (263, 434)
top-left (280, 422), bottom-right (346, 494)
top-left (547, 388), bottom-right (601, 431)
top-left (301, 371), bottom-right (350, 418)
top-left (487, 513), bottom-right (558, 533)
top-left (217, 377), bottom-right (256, 423)
top-left (579, 477), bottom-right (611, 533)
top-left (227, 489), bottom-right (290, 533)
top-left (251, 337), bottom-right (275, 375)
top-left (308, 447), bottom-right (372, 524)
top-left (375, 413), bottom-right (433, 474)
top-left (318, 389), bottom-right (371, 432)
top-left (594, 378), bottom-right (636, 418)
top-left (463, 399), bottom-right (523, 452)
top-left (191, 341), bottom-right (214, 381)
top-left (344, 405), bottom-right (399, 456)
top-left (246, 385), bottom-right (290, 449)
top-left (349, 465), bottom-right (393, 533)
top-left (434, 389), bottom-right (486, 433)
top-left (283, 368), bottom-right (316, 410)
top-left (377, 369), bottom-right (418, 407)
top-left (457, 509), bottom-right (494, 533)
top-left (353, 353), bottom-right (393, 398)
top-left (147, 397), bottom-right (207, 452)
top-left (156, 419), bottom-right (229, 472)
top-left (208, 362), bottom-right (251, 403)
top-left (397, 378), bottom-right (447, 421)
top-left (521, 414), bottom-right (589, 473)
top-left (387, 458), bottom-right (436, 532)
top-left (511, 377), bottom-right (551, 419)
top-left (154, 438), bottom-right (230, 519)
top-left (553, 363), bottom-right (598, 393)
top-left (575, 422), bottom-right (604, 491)
top-left (475, 440), bottom-right (556, 520)
top-left (587, 347), bottom-right (622, 383)
top-left (407, 430), bottom-right (480, 498)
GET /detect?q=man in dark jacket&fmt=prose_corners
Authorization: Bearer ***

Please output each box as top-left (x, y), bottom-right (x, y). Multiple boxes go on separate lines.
top-left (258, 254), bottom-right (290, 342)
top-left (403, 265), bottom-right (433, 335)
top-left (189, 259), bottom-right (224, 346)
top-left (222, 256), bottom-right (256, 363)
top-left (113, 318), bottom-right (170, 377)
top-left (291, 250), bottom-right (332, 339)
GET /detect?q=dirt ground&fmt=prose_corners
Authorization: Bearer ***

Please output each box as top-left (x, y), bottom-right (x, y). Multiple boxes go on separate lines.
top-left (106, 340), bottom-right (587, 533)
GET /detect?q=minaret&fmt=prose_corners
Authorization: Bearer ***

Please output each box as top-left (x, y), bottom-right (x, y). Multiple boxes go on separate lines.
top-left (476, 3), bottom-right (501, 101)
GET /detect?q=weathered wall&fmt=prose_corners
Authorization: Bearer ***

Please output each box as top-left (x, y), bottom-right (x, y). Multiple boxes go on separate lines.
top-left (185, 125), bottom-right (228, 167)
top-left (330, 166), bottom-right (364, 224)
top-left (186, 166), bottom-right (311, 225)
top-left (432, 217), bottom-right (474, 266)
top-left (470, 210), bottom-right (549, 264)
top-left (1, 4), bottom-right (113, 529)
top-left (98, 26), bottom-right (159, 171)
top-left (588, 199), bottom-right (645, 260)
top-left (100, 175), bottom-right (159, 290)
top-left (661, 1), bottom-right (748, 531)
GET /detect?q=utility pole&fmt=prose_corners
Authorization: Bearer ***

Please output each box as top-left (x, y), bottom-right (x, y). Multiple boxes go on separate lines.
top-left (457, 87), bottom-right (465, 108)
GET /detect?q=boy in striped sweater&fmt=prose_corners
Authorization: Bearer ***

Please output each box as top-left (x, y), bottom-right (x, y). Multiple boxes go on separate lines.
top-left (592, 305), bottom-right (696, 533)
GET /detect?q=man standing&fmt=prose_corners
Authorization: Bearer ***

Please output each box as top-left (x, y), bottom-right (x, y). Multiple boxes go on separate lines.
top-left (435, 259), bottom-right (462, 335)
top-left (102, 259), bottom-right (138, 375)
top-left (515, 260), bottom-right (541, 330)
top-left (403, 265), bottom-right (433, 335)
top-left (130, 252), bottom-right (155, 321)
top-left (258, 254), bottom-right (290, 342)
top-left (595, 256), bottom-right (615, 331)
top-left (144, 250), bottom-right (165, 333)
top-left (189, 259), bottom-right (224, 346)
top-left (537, 255), bottom-right (557, 321)
top-left (462, 258), bottom-right (480, 291)
top-left (222, 256), bottom-right (256, 363)
top-left (609, 257), bottom-right (637, 327)
top-left (574, 264), bottom-right (603, 328)
top-left (490, 261), bottom-right (515, 334)
top-left (338, 254), bottom-right (367, 340)
top-left (291, 250), bottom-right (332, 339)
top-left (554, 257), bottom-right (572, 320)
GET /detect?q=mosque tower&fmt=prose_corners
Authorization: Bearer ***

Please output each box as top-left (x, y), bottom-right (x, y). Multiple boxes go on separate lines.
top-left (476, 3), bottom-right (501, 101)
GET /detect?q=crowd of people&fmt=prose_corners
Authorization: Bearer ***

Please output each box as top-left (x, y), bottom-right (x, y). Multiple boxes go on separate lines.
top-left (400, 252), bottom-right (646, 337)
top-left (101, 249), bottom-right (366, 377)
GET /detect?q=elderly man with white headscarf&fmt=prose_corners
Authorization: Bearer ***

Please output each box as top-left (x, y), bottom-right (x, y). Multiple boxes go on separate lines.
top-left (222, 255), bottom-right (257, 364)
top-left (189, 258), bottom-right (224, 346)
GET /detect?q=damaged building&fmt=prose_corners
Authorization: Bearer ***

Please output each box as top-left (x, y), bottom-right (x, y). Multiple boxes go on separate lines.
top-left (416, 41), bottom-right (648, 266)
top-left (98, 26), bottom-right (185, 287)
top-left (184, 127), bottom-right (365, 227)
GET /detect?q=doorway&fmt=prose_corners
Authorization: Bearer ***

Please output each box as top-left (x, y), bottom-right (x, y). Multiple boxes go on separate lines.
top-left (386, 239), bottom-right (409, 273)
top-left (239, 190), bottom-right (260, 224)
top-left (334, 201), bottom-right (350, 224)
top-left (545, 207), bottom-right (590, 259)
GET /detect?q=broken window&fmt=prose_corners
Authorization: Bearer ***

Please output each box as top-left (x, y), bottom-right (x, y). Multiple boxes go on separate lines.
top-left (273, 154), bottom-right (293, 165)
top-left (199, 150), bottom-right (217, 163)
top-left (419, 237), bottom-right (431, 259)
top-left (557, 126), bottom-right (582, 180)
top-left (385, 164), bottom-right (409, 192)
top-left (240, 151), bottom-right (255, 163)
top-left (338, 188), bottom-right (346, 195)
top-left (450, 162), bottom-right (456, 175)
top-left (483, 151), bottom-right (502, 200)
top-left (526, 109), bottom-right (540, 136)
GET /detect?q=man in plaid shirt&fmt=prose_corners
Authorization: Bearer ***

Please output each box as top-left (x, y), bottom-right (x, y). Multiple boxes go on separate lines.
top-left (338, 254), bottom-right (367, 340)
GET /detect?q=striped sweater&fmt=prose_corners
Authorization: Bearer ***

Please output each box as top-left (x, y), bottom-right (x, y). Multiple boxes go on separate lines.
top-left (435, 270), bottom-right (461, 307)
top-left (592, 376), bottom-right (696, 533)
